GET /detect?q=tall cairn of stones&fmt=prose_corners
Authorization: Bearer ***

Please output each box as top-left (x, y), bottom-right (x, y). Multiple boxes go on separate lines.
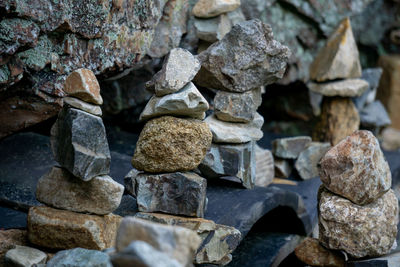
top-left (318, 130), bottom-right (399, 258)
top-left (27, 69), bottom-right (124, 250)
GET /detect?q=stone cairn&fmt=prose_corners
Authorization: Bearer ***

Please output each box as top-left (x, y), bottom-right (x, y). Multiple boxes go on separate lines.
top-left (27, 69), bottom-right (124, 251)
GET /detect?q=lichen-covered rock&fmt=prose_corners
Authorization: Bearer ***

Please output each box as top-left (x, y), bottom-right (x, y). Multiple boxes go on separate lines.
top-left (319, 130), bottom-right (391, 205)
top-left (272, 136), bottom-right (312, 159)
top-left (308, 79), bottom-right (368, 97)
top-left (0, 18), bottom-right (40, 54)
top-left (192, 0), bottom-right (240, 18)
top-left (295, 142), bottom-right (331, 180)
top-left (132, 116), bottom-right (212, 173)
top-left (194, 19), bottom-right (290, 92)
top-left (64, 68), bottom-right (103, 105)
top-left (255, 144), bottom-right (274, 187)
top-left (64, 97), bottom-right (102, 116)
top-left (47, 248), bottom-right (112, 267)
top-left (318, 188), bottom-right (398, 258)
top-left (4, 246), bottom-right (47, 267)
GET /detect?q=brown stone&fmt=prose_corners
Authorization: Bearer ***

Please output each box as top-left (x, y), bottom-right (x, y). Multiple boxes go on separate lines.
top-left (64, 68), bottom-right (103, 105)
top-left (192, 0), bottom-right (240, 18)
top-left (313, 97), bottom-right (360, 145)
top-left (0, 229), bottom-right (28, 265)
top-left (28, 206), bottom-right (121, 250)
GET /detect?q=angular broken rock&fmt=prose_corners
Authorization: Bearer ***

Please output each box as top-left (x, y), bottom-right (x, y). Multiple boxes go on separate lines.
top-left (295, 142), bottom-right (331, 180)
top-left (47, 248), bottom-right (112, 267)
top-left (28, 206), bottom-right (121, 250)
top-left (64, 68), bottom-right (103, 105)
top-left (319, 188), bottom-right (398, 258)
top-left (272, 136), bottom-right (312, 159)
top-left (198, 141), bottom-right (256, 189)
top-left (135, 212), bottom-right (241, 266)
top-left (64, 96), bottom-right (102, 116)
top-left (194, 19), bottom-right (290, 92)
top-left (360, 100), bottom-right (391, 128)
top-left (5, 245), bottom-right (47, 267)
top-left (194, 14), bottom-right (232, 43)
top-left (274, 158), bottom-right (292, 178)
top-left (353, 68), bottom-right (383, 110)
top-left (132, 116), bottom-right (212, 173)
top-left (319, 130), bottom-right (391, 205)
top-left (154, 48), bottom-right (201, 97)
top-left (139, 82), bottom-right (209, 121)
top-left (127, 172), bottom-right (207, 217)
top-left (308, 79), bottom-right (369, 97)
top-left (36, 167), bottom-right (124, 215)
top-left (255, 144), bottom-right (275, 187)
top-left (309, 18), bottom-right (362, 82)
top-left (51, 107), bottom-right (111, 181)
top-left (205, 113), bottom-right (263, 143)
top-left (192, 0), bottom-right (240, 18)
top-left (115, 217), bottom-right (201, 267)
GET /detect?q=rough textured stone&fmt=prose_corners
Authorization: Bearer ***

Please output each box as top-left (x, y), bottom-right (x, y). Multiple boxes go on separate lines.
top-left (295, 237), bottom-right (345, 267)
top-left (64, 68), bottom-right (103, 105)
top-left (381, 127), bottom-right (400, 151)
top-left (194, 14), bottom-right (232, 43)
top-left (274, 158), bottom-right (292, 178)
top-left (313, 97), bottom-right (360, 145)
top-left (309, 18), bottom-right (362, 82)
top-left (205, 113), bottom-right (263, 143)
top-left (28, 206), bottom-right (122, 250)
top-left (36, 167), bottom-right (123, 215)
top-left (47, 248), bottom-right (112, 267)
top-left (272, 136), bottom-right (312, 159)
top-left (192, 0), bottom-right (240, 18)
top-left (319, 130), bottom-right (391, 205)
top-left (199, 141), bottom-right (256, 189)
top-left (51, 106), bottom-right (111, 181)
top-left (214, 88), bottom-right (261, 123)
top-left (194, 19), bottom-right (290, 92)
top-left (295, 142), bottom-right (331, 180)
top-left (127, 172), bottom-right (207, 217)
top-left (4, 245), bottom-right (47, 267)
top-left (135, 212), bottom-right (241, 265)
top-left (319, 188), bottom-right (399, 258)
top-left (115, 217), bottom-right (201, 267)
top-left (255, 144), bottom-right (275, 187)
top-left (139, 82), bottom-right (209, 121)
top-left (0, 230), bottom-right (28, 265)
top-left (353, 68), bottom-right (383, 110)
top-left (360, 100), bottom-right (391, 128)
top-left (64, 96), bottom-right (102, 116)
top-left (308, 79), bottom-right (368, 97)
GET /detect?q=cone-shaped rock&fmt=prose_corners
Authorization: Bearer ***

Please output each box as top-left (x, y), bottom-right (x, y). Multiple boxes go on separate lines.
top-left (64, 68), bottom-right (103, 105)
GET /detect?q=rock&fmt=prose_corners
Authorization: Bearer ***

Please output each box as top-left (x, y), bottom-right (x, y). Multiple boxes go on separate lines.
top-left (194, 14), bottom-right (232, 43)
top-left (0, 18), bottom-right (40, 54)
top-left (192, 0), bottom-right (240, 18)
top-left (309, 90), bottom-right (324, 116)
top-left (308, 79), bottom-right (369, 97)
top-left (319, 130), bottom-right (391, 205)
top-left (348, 252), bottom-right (400, 267)
top-left (0, 230), bottom-right (28, 264)
top-left (124, 168), bottom-right (142, 197)
top-left (294, 237), bottom-right (345, 267)
top-left (272, 136), bottom-right (312, 159)
top-left (194, 19), bottom-right (290, 92)
top-left (381, 127), bottom-right (400, 151)
top-left (353, 68), bottom-right (383, 110)
top-left (153, 48), bottom-right (201, 97)
top-left (318, 188), bottom-right (399, 258)
top-left (255, 145), bottom-right (275, 187)
top-left (47, 248), bottom-right (112, 267)
top-left (274, 158), bottom-right (292, 178)
top-left (115, 217), bottom-right (201, 267)
top-left (28, 206), bottom-right (122, 250)
top-left (132, 116), bottom-right (212, 173)
top-left (4, 245), bottom-right (47, 267)
top-left (64, 96), bottom-right (102, 116)
top-left (36, 167), bottom-right (124, 215)
top-left (111, 240), bottom-right (182, 267)
top-left (127, 172), bottom-right (207, 217)
top-left (139, 82), bottom-right (209, 121)
top-left (214, 88), bottom-right (261, 123)
top-left (313, 97), bottom-right (360, 145)
top-left (198, 141), bottom-right (256, 189)
top-left (205, 113), bottom-right (263, 143)
top-left (64, 68), bottom-right (103, 105)
top-left (135, 212), bottom-right (241, 265)
top-left (309, 18), bottom-right (362, 82)
top-left (360, 100), bottom-right (391, 128)
top-left (295, 142), bottom-right (331, 180)
top-left (51, 106), bottom-right (111, 181)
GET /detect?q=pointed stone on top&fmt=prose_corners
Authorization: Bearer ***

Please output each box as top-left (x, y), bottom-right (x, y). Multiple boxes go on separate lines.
top-left (64, 68), bottom-right (103, 105)
top-left (309, 18), bottom-right (361, 82)
top-left (192, 0), bottom-right (240, 18)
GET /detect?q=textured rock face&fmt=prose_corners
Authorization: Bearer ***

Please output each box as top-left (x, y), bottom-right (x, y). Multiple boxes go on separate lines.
top-left (194, 19), bottom-right (290, 92)
top-left (272, 136), bottom-right (312, 159)
top-left (5, 245), bottom-right (47, 267)
top-left (318, 188), bottom-right (399, 258)
top-left (36, 167), bottom-right (123, 215)
top-left (255, 145), bottom-right (274, 187)
top-left (319, 130), bottom-right (391, 205)
top-left (28, 206), bottom-right (122, 250)
top-left (64, 97), bottom-right (102, 116)
top-left (132, 116), bottom-right (212, 173)
top-left (64, 68), bottom-right (103, 105)
top-left (295, 142), bottom-right (331, 180)
top-left (192, 0), bottom-right (240, 18)
top-left (115, 217), bottom-right (201, 267)
top-left (51, 107), bottom-right (111, 181)
top-left (308, 79), bottom-right (368, 97)
top-left (309, 18), bottom-right (361, 82)
top-left (47, 248), bottom-right (112, 267)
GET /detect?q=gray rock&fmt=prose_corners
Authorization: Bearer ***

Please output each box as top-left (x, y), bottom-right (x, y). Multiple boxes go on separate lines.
top-left (36, 167), bottom-right (124, 215)
top-left (307, 79), bottom-right (369, 97)
top-left (198, 142), bottom-right (256, 189)
top-left (51, 106), bottom-right (111, 181)
top-left (139, 82), bottom-right (209, 121)
top-left (127, 172), bottom-right (207, 217)
top-left (111, 240), bottom-right (182, 267)
top-left (47, 248), bottom-right (112, 267)
top-left (308, 90), bottom-right (324, 116)
top-left (274, 158), bottom-right (292, 178)
top-left (272, 136), bottom-right (312, 159)
top-left (192, 0), bottom-right (241, 18)
top-left (205, 113), bottom-right (264, 143)
top-left (4, 245), bottom-right (47, 267)
top-left (154, 48), bottom-right (201, 97)
top-left (194, 19), bottom-right (290, 92)
top-left (124, 168), bottom-right (142, 197)
top-left (194, 14), bottom-right (232, 43)
top-left (64, 96), bottom-right (102, 116)
top-left (353, 68), bottom-right (383, 110)
top-left (360, 100), bottom-right (391, 128)
top-left (295, 142), bottom-right (331, 180)
top-left (255, 144), bottom-right (275, 187)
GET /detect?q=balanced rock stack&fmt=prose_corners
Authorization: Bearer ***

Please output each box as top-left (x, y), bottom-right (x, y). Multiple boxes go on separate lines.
top-left (309, 18), bottom-right (368, 145)
top-left (27, 69), bottom-right (124, 250)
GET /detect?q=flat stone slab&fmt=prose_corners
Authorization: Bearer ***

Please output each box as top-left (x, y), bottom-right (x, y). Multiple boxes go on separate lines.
top-left (308, 78), bottom-right (369, 97)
